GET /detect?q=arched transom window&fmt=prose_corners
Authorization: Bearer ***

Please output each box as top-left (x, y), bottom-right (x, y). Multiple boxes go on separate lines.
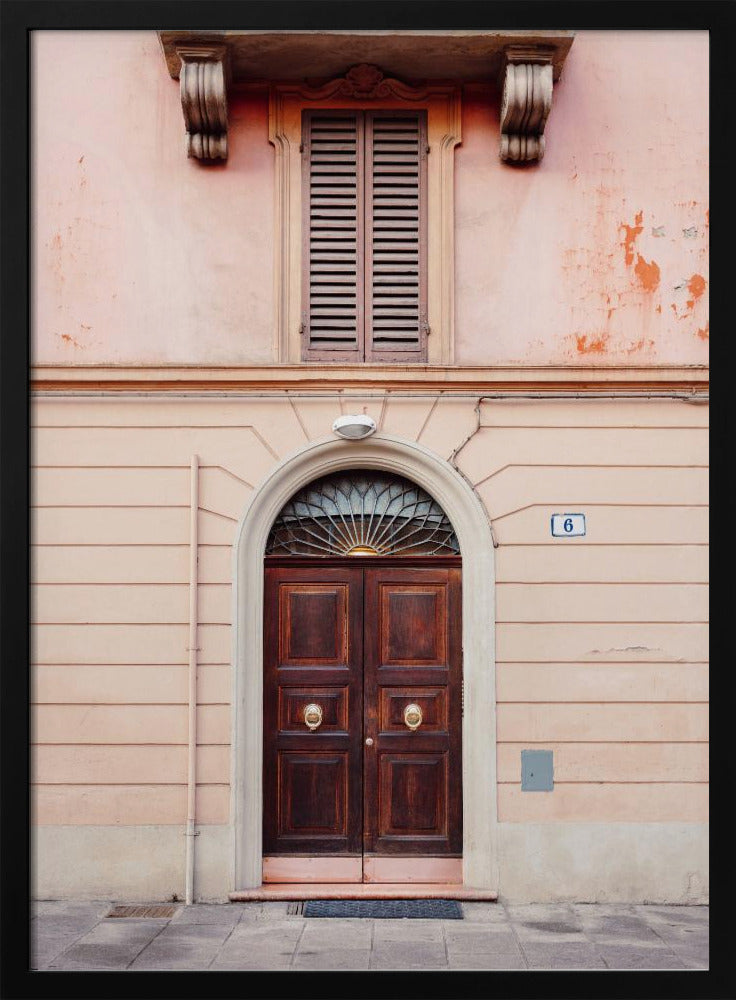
top-left (266, 470), bottom-right (459, 556)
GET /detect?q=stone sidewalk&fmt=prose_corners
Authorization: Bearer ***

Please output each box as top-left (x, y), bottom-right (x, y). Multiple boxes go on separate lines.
top-left (31, 899), bottom-right (708, 972)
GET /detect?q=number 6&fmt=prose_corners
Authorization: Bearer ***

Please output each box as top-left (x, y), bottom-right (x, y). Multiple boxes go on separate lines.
top-left (563, 518), bottom-right (573, 532)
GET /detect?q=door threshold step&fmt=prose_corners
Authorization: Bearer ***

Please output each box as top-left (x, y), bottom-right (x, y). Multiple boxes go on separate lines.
top-left (229, 883), bottom-right (497, 902)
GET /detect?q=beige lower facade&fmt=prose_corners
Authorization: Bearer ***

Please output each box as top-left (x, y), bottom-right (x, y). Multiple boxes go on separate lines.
top-left (31, 391), bottom-right (709, 903)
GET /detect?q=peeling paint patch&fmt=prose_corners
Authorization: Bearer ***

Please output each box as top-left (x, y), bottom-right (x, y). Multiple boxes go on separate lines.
top-left (57, 333), bottom-right (83, 348)
top-left (696, 322), bottom-right (709, 340)
top-left (590, 646), bottom-right (663, 654)
top-left (620, 211), bottom-right (643, 266)
top-left (687, 273), bottom-right (706, 300)
top-left (634, 254), bottom-right (660, 292)
top-left (625, 337), bottom-right (655, 354)
top-left (651, 226), bottom-right (665, 238)
top-left (682, 226), bottom-right (698, 238)
top-left (575, 334), bottom-right (609, 354)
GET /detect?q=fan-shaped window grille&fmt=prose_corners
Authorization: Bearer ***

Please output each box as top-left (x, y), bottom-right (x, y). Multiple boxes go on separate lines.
top-left (266, 471), bottom-right (459, 557)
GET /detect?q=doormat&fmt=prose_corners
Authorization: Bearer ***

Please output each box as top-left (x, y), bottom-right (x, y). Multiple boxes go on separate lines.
top-left (303, 899), bottom-right (463, 919)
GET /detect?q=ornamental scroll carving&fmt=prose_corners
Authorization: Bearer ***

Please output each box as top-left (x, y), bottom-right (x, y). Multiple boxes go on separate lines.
top-left (177, 45), bottom-right (229, 161)
top-left (500, 47), bottom-right (554, 164)
top-left (302, 64), bottom-right (430, 102)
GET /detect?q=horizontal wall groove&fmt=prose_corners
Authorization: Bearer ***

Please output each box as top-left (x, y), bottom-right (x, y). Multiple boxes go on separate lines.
top-left (492, 502), bottom-right (709, 512)
top-left (32, 743), bottom-right (232, 747)
top-left (33, 582), bottom-right (192, 587)
top-left (32, 504), bottom-right (189, 510)
top-left (495, 581), bottom-right (709, 586)
top-left (496, 621), bottom-right (709, 626)
top-left (496, 701), bottom-right (709, 706)
top-left (31, 702), bottom-right (231, 708)
top-left (496, 780), bottom-right (708, 785)
top-left (33, 425), bottom-right (259, 430)
top-left (30, 543), bottom-right (228, 548)
top-left (496, 543), bottom-right (709, 548)
top-left (494, 739), bottom-right (708, 744)
top-left (32, 782), bottom-right (230, 787)
top-left (476, 428), bottom-right (708, 433)
top-left (31, 465), bottom-right (190, 471)
top-left (31, 663), bottom-right (229, 668)
top-left (495, 660), bottom-right (709, 665)
top-left (498, 740), bottom-right (709, 745)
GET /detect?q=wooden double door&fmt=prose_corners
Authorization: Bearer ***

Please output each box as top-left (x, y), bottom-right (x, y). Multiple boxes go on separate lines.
top-left (263, 558), bottom-right (462, 882)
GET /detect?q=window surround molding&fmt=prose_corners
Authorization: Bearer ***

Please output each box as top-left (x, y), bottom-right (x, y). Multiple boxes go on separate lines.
top-left (268, 67), bottom-right (461, 365)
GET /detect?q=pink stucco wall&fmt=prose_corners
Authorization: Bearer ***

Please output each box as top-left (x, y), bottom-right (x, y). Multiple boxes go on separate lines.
top-left (32, 29), bottom-right (708, 366)
top-left (455, 31), bottom-right (709, 365)
top-left (32, 31), bottom-right (275, 365)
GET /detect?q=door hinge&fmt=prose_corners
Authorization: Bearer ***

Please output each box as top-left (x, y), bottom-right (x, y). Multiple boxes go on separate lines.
top-left (461, 679), bottom-right (464, 717)
top-left (299, 142), bottom-right (304, 154)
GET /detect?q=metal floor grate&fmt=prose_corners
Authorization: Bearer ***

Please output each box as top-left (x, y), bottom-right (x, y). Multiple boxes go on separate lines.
top-left (286, 901), bottom-right (305, 916)
top-left (107, 904), bottom-right (177, 919)
top-left (303, 899), bottom-right (463, 919)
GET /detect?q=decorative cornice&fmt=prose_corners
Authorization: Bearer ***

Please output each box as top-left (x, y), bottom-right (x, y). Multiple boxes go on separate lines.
top-left (278, 63), bottom-right (436, 103)
top-left (177, 44), bottom-right (229, 162)
top-left (30, 365), bottom-right (709, 396)
top-left (500, 46), bottom-right (555, 164)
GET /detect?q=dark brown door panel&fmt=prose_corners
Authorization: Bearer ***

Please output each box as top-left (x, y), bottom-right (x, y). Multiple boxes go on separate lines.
top-left (264, 561), bottom-right (461, 862)
top-left (264, 566), bottom-right (363, 855)
top-left (277, 751), bottom-right (349, 847)
top-left (364, 566), bottom-right (462, 856)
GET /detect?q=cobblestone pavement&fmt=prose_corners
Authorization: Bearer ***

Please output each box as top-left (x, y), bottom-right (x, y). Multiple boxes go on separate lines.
top-left (31, 900), bottom-right (708, 972)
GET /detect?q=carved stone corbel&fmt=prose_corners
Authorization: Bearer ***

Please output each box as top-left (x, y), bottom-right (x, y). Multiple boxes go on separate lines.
top-left (177, 44), bottom-right (229, 162)
top-left (500, 46), bottom-right (555, 164)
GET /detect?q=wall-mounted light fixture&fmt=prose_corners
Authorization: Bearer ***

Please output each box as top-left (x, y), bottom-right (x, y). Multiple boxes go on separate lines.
top-left (332, 414), bottom-right (377, 440)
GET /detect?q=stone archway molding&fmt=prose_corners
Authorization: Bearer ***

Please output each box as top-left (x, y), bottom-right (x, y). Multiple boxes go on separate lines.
top-left (230, 433), bottom-right (498, 891)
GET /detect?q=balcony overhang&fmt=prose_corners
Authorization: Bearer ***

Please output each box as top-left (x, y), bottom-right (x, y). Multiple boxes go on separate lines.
top-left (158, 29), bottom-right (574, 164)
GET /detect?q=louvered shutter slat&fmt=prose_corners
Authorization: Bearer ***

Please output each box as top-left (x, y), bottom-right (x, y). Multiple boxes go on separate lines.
top-left (303, 112), bottom-right (363, 359)
top-left (366, 112), bottom-right (427, 359)
top-left (302, 109), bottom-right (426, 362)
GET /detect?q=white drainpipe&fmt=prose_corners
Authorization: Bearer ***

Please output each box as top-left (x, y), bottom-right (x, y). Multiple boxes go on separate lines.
top-left (185, 454), bottom-right (199, 905)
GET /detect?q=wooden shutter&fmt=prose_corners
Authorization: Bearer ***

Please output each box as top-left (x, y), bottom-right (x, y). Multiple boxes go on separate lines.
top-left (365, 111), bottom-right (428, 361)
top-left (302, 109), bottom-right (427, 362)
top-left (302, 111), bottom-right (364, 362)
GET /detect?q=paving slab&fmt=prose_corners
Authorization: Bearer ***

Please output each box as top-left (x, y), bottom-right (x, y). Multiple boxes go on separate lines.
top-left (174, 903), bottom-right (243, 924)
top-left (460, 902), bottom-right (508, 923)
top-left (370, 940), bottom-right (448, 970)
top-left (32, 931), bottom-right (92, 971)
top-left (29, 899), bottom-right (710, 972)
top-left (209, 954), bottom-right (296, 970)
top-left (154, 922), bottom-right (236, 943)
top-left (372, 918), bottom-right (445, 942)
top-left (520, 939), bottom-right (608, 969)
top-left (598, 944), bottom-right (688, 970)
top-left (443, 925), bottom-right (519, 952)
top-left (448, 950), bottom-right (527, 970)
top-left (298, 921), bottom-right (373, 948)
top-left (293, 947), bottom-right (372, 970)
top-left (636, 905), bottom-right (709, 924)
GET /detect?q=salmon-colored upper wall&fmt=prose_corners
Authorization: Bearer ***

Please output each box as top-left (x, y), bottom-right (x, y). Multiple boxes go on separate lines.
top-left (33, 31), bottom-right (275, 365)
top-left (455, 31), bottom-right (709, 365)
top-left (32, 30), bottom-right (708, 367)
